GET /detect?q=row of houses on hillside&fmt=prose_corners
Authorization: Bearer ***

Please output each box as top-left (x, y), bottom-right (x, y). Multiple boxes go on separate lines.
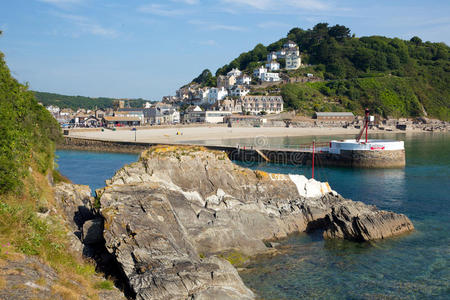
top-left (45, 102), bottom-right (181, 128)
top-left (183, 95), bottom-right (283, 123)
top-left (266, 40), bottom-right (302, 71)
top-left (212, 95), bottom-right (283, 115)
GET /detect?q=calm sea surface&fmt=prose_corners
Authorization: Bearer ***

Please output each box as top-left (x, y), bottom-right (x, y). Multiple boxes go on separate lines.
top-left (56, 132), bottom-right (450, 299)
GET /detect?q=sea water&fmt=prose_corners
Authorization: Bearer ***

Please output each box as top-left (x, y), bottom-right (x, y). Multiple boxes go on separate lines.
top-left (55, 133), bottom-right (449, 299)
top-left (55, 150), bottom-right (138, 195)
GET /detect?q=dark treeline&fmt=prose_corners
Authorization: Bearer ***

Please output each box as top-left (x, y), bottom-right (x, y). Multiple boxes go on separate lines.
top-left (34, 91), bottom-right (151, 110)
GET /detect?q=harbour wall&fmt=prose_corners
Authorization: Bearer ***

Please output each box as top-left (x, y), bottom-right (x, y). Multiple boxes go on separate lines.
top-left (59, 137), bottom-right (405, 168)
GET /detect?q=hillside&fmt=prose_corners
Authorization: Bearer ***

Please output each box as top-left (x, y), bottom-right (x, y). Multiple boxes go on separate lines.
top-left (206, 23), bottom-right (450, 120)
top-left (0, 48), bottom-right (119, 297)
top-left (34, 91), bottom-right (152, 110)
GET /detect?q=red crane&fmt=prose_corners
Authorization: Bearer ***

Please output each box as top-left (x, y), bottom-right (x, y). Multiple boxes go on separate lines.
top-left (356, 108), bottom-right (370, 143)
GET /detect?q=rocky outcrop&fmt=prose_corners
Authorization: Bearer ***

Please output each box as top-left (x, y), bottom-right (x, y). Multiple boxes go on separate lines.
top-left (0, 254), bottom-right (125, 300)
top-left (323, 201), bottom-right (414, 241)
top-left (53, 182), bottom-right (95, 232)
top-left (94, 146), bottom-right (414, 299)
top-left (53, 183), bottom-right (131, 298)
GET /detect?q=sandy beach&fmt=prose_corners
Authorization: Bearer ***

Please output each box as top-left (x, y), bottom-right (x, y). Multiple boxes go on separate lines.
top-left (68, 125), bottom-right (416, 145)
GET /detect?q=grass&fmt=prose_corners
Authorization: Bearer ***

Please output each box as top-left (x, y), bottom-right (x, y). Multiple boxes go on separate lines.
top-left (94, 280), bottom-right (114, 290)
top-left (143, 145), bottom-right (226, 160)
top-left (0, 276), bottom-right (5, 289)
top-left (218, 251), bottom-right (249, 266)
top-left (0, 167), bottom-right (116, 298)
top-left (52, 169), bottom-right (71, 184)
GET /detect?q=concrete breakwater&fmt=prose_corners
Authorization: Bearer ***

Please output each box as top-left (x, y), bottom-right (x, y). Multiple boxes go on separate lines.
top-left (59, 136), bottom-right (405, 168)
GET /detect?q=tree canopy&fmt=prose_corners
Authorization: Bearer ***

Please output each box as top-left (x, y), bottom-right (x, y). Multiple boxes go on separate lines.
top-left (0, 52), bottom-right (61, 193)
top-left (192, 69), bottom-right (216, 87)
top-left (33, 91), bottom-right (150, 110)
top-left (210, 23), bottom-right (449, 120)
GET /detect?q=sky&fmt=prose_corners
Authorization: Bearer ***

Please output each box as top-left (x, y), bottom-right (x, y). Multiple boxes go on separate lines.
top-left (1, 0), bottom-right (449, 100)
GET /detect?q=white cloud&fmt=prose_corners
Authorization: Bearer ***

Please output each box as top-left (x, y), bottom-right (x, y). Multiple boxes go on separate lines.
top-left (38, 0), bottom-right (84, 9)
top-left (199, 39), bottom-right (217, 46)
top-left (210, 24), bottom-right (245, 31)
top-left (39, 0), bottom-right (82, 3)
top-left (51, 12), bottom-right (118, 38)
top-left (138, 4), bottom-right (193, 16)
top-left (257, 21), bottom-right (290, 29)
top-left (221, 0), bottom-right (331, 11)
top-left (189, 19), bottom-right (246, 31)
top-left (171, 0), bottom-right (200, 5)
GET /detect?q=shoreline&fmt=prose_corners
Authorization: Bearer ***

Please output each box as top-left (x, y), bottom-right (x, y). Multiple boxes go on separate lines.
top-left (66, 126), bottom-right (434, 145)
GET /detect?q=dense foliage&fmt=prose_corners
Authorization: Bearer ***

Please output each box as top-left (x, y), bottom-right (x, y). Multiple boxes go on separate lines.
top-left (0, 52), bottom-right (61, 194)
top-left (34, 91), bottom-right (150, 110)
top-left (0, 47), bottom-right (118, 294)
top-left (192, 69), bottom-right (217, 87)
top-left (214, 23), bottom-right (450, 120)
top-left (281, 77), bottom-right (424, 118)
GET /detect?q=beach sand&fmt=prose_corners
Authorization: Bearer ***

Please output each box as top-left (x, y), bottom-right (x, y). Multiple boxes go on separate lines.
top-left (68, 125), bottom-right (410, 145)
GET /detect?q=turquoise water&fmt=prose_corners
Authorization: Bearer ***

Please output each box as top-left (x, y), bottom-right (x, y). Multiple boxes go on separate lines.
top-left (234, 133), bottom-right (450, 299)
top-left (55, 133), bottom-right (450, 299)
top-left (55, 150), bottom-right (138, 194)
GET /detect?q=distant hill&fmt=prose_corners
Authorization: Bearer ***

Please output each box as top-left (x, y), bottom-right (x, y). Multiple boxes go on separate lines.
top-left (33, 91), bottom-right (152, 110)
top-left (200, 23), bottom-right (450, 120)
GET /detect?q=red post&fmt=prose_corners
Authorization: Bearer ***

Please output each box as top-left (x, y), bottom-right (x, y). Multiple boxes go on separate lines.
top-left (365, 108), bottom-right (369, 143)
top-left (312, 140), bottom-right (315, 179)
top-left (365, 120), bottom-right (368, 143)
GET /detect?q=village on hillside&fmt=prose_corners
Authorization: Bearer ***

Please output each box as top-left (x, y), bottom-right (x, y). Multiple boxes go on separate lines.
top-left (44, 40), bottom-right (313, 128)
top-left (43, 38), bottom-right (447, 132)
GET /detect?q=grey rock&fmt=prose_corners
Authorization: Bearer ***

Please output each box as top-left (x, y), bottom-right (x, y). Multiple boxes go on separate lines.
top-left (323, 201), bottom-right (414, 241)
top-left (96, 146), bottom-right (414, 299)
top-left (82, 218), bottom-right (105, 245)
top-left (54, 182), bottom-right (95, 230)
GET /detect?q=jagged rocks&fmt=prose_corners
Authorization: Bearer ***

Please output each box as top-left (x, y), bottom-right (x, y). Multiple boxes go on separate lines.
top-left (95, 146), bottom-right (414, 299)
top-left (82, 218), bottom-right (105, 245)
top-left (323, 201), bottom-right (414, 241)
top-left (53, 182), bottom-right (95, 231)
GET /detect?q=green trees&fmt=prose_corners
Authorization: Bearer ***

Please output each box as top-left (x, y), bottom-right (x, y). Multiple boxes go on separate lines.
top-left (0, 52), bottom-right (61, 194)
top-left (210, 23), bottom-right (449, 120)
top-left (33, 92), bottom-right (149, 110)
top-left (192, 69), bottom-right (216, 86)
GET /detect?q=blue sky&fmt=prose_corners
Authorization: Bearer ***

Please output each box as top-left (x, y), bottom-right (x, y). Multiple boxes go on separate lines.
top-left (1, 0), bottom-right (449, 100)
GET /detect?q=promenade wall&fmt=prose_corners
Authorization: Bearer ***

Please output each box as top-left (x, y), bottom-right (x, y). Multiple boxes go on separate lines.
top-left (59, 137), bottom-right (405, 168)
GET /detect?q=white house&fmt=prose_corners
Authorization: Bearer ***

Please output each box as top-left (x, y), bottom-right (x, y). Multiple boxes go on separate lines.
top-left (285, 47), bottom-right (300, 57)
top-left (240, 96), bottom-right (284, 114)
top-left (286, 54), bottom-right (301, 70)
top-left (227, 68), bottom-right (242, 78)
top-left (283, 40), bottom-right (297, 48)
top-left (184, 106), bottom-right (231, 123)
top-left (195, 88), bottom-right (210, 104)
top-left (217, 75), bottom-right (236, 89)
top-left (46, 105), bottom-right (60, 114)
top-left (266, 61), bottom-right (280, 71)
top-left (236, 74), bottom-right (251, 85)
top-left (267, 52), bottom-right (277, 62)
top-left (207, 87), bottom-right (228, 104)
top-left (253, 67), bottom-right (267, 79)
top-left (275, 49), bottom-right (286, 58)
top-left (230, 85), bottom-right (250, 97)
top-left (168, 109), bottom-right (180, 123)
top-left (261, 72), bottom-right (281, 82)
top-left (204, 111), bottom-right (232, 123)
